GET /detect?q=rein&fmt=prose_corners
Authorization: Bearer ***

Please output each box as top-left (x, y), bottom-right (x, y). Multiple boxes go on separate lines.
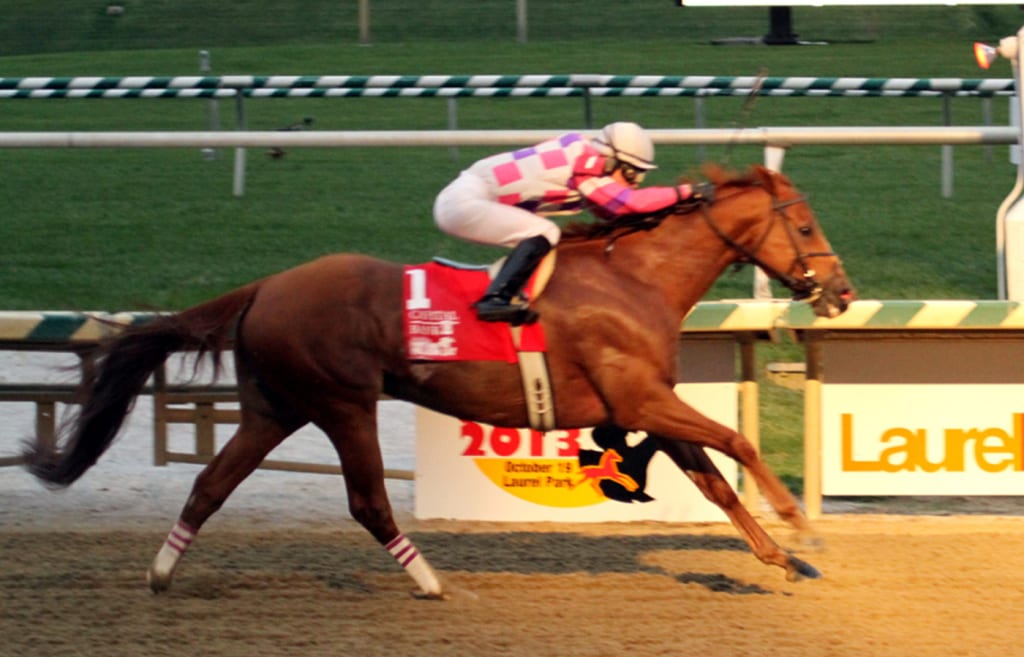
top-left (598, 211), bottom-right (672, 252)
top-left (698, 190), bottom-right (835, 302)
top-left (589, 178), bottom-right (835, 302)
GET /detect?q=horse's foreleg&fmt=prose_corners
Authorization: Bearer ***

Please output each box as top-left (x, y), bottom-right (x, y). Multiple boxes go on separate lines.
top-left (323, 408), bottom-right (445, 600)
top-left (625, 390), bottom-right (810, 533)
top-left (148, 519), bottom-right (196, 593)
top-left (148, 414), bottom-right (295, 593)
top-left (654, 437), bottom-right (821, 582)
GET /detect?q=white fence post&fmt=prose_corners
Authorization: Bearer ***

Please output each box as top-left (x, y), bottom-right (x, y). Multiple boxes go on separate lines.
top-left (942, 94), bottom-right (954, 199)
top-left (694, 93), bottom-right (707, 163)
top-left (198, 50), bottom-right (220, 161)
top-left (447, 98), bottom-right (459, 162)
top-left (755, 145), bottom-right (788, 300)
top-left (359, 0), bottom-right (371, 45)
top-left (995, 27), bottom-right (1024, 300)
top-left (516, 0), bottom-right (527, 44)
top-left (232, 92), bottom-right (246, 198)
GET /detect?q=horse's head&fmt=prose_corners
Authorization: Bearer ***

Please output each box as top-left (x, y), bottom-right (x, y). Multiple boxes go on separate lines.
top-left (702, 165), bottom-right (856, 318)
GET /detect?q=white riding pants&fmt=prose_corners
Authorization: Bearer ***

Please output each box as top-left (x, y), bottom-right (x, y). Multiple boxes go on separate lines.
top-left (433, 171), bottom-right (561, 249)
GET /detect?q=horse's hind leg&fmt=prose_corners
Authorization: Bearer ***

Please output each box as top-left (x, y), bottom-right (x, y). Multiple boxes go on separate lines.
top-left (320, 404), bottom-right (444, 600)
top-left (147, 409), bottom-right (299, 593)
top-left (654, 437), bottom-right (821, 582)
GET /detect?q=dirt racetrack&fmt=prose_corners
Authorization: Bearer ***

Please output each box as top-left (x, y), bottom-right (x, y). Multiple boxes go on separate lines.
top-left (3, 353), bottom-right (1024, 656)
top-left (3, 510), bottom-right (1024, 657)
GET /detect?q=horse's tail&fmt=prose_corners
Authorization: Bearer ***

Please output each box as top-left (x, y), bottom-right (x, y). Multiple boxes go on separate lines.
top-left (23, 281), bottom-right (263, 488)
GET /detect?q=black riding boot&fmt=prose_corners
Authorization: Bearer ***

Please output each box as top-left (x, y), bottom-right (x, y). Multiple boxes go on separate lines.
top-left (475, 235), bottom-right (553, 323)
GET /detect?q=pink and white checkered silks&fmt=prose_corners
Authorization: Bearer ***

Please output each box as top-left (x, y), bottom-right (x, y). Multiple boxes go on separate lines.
top-left (434, 132), bottom-right (685, 248)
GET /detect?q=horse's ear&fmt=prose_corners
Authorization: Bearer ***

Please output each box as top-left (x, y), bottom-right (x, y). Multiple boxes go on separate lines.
top-left (700, 162), bottom-right (727, 186)
top-left (751, 165), bottom-right (781, 193)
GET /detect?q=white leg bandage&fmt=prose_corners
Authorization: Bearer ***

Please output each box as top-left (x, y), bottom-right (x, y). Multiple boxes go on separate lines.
top-left (386, 533), bottom-right (443, 598)
top-left (148, 519), bottom-right (196, 590)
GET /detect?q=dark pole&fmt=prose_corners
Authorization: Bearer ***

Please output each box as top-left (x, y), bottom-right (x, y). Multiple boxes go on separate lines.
top-left (763, 6), bottom-right (798, 45)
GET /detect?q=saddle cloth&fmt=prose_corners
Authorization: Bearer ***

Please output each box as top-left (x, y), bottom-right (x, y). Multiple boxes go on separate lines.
top-left (402, 257), bottom-right (549, 362)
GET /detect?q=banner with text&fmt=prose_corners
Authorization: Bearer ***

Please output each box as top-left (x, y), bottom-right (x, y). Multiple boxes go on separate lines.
top-left (822, 384), bottom-right (1024, 495)
top-left (415, 384), bottom-right (737, 522)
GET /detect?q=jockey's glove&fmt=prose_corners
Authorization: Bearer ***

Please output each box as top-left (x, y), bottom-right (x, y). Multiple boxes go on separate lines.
top-left (674, 182), bottom-right (714, 212)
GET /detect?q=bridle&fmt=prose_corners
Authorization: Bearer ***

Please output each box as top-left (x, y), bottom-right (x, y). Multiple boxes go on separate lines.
top-left (698, 188), bottom-right (836, 303)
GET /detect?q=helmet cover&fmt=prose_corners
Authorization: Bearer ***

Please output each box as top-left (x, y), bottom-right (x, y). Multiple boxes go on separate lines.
top-left (594, 121), bottom-right (657, 171)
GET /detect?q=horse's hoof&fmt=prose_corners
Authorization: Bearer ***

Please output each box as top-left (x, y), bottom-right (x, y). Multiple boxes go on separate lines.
top-left (411, 588), bottom-right (448, 601)
top-left (146, 568), bottom-right (171, 594)
top-left (785, 556), bottom-right (822, 582)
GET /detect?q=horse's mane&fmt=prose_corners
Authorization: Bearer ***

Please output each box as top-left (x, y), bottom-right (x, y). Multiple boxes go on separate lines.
top-left (560, 163), bottom-right (765, 243)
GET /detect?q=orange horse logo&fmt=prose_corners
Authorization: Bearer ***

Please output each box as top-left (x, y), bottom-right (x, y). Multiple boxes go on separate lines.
top-left (575, 448), bottom-right (639, 494)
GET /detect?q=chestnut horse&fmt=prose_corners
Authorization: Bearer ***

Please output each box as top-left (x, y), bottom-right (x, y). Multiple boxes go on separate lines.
top-left (25, 164), bottom-right (854, 598)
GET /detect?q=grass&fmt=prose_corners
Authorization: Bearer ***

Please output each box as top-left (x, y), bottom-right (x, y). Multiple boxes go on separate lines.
top-left (2, 2), bottom-right (1021, 56)
top-left (3, 2), bottom-right (1023, 487)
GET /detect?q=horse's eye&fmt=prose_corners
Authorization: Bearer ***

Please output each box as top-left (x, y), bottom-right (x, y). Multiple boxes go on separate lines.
top-left (798, 226), bottom-right (813, 237)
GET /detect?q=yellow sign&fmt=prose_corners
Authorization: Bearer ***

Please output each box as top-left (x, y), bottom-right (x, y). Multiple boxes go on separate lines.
top-left (840, 412), bottom-right (1024, 473)
top-left (472, 458), bottom-right (608, 507)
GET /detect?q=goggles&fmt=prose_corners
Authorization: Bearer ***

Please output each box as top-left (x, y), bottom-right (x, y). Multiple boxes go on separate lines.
top-left (620, 163), bottom-right (646, 186)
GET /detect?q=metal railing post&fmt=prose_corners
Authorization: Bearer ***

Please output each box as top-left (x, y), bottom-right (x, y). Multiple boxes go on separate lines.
top-left (942, 93), bottom-right (954, 198)
top-left (199, 50), bottom-right (220, 161)
top-left (232, 91), bottom-right (246, 197)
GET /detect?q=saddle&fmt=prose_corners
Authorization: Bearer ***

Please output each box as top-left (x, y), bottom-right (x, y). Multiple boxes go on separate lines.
top-left (435, 250), bottom-right (558, 310)
top-left (403, 252), bottom-right (559, 430)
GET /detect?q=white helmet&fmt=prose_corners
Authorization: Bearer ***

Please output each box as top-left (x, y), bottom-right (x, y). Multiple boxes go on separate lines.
top-left (593, 121), bottom-right (657, 171)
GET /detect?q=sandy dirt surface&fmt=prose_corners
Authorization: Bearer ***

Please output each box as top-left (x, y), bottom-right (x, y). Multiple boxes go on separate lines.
top-left (4, 516), bottom-right (1024, 657)
top-left (3, 352), bottom-right (1024, 657)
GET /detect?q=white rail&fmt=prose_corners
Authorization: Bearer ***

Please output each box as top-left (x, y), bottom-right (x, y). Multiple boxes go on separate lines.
top-left (0, 126), bottom-right (1016, 148)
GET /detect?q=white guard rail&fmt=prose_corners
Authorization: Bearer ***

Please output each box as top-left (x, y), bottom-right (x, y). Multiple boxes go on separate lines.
top-left (0, 126), bottom-right (1017, 148)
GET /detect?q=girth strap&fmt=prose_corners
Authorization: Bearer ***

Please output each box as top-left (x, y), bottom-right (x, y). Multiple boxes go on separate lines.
top-left (510, 326), bottom-right (555, 431)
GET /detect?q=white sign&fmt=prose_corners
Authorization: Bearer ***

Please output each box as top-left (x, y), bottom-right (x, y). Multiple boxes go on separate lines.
top-left (822, 384), bottom-right (1024, 495)
top-left (1011, 95), bottom-right (1020, 166)
top-left (415, 384), bottom-right (738, 522)
top-left (679, 1), bottom-right (1024, 6)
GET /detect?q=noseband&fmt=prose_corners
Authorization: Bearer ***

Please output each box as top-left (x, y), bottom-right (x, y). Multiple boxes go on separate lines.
top-left (699, 190), bottom-right (835, 302)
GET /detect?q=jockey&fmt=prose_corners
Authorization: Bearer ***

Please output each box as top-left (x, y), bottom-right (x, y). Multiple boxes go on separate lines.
top-left (433, 121), bottom-right (708, 323)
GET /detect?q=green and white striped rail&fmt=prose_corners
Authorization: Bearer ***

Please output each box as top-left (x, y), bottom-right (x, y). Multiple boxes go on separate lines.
top-left (784, 299), bottom-right (1024, 330)
top-left (684, 299), bottom-right (1024, 332)
top-left (0, 307), bottom-right (775, 343)
top-left (0, 75), bottom-right (1015, 98)
top-left (0, 88), bottom-right (240, 100)
top-left (0, 74), bottom-right (1013, 91)
top-left (3, 86), bottom-right (1009, 100)
top-left (0, 311), bottom-right (155, 343)
top-left (681, 300), bottom-right (790, 332)
top-left (1, 302), bottom-right (1021, 345)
